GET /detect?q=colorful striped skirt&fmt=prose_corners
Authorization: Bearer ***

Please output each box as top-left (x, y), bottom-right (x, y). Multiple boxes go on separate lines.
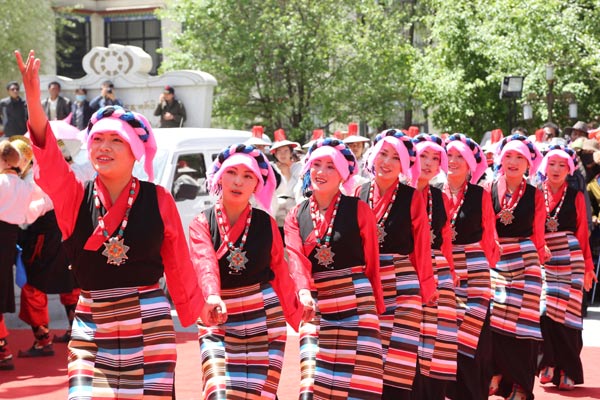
top-left (197, 282), bottom-right (287, 400)
top-left (452, 243), bottom-right (491, 358)
top-left (541, 232), bottom-right (585, 330)
top-left (299, 292), bottom-right (319, 400)
top-left (67, 284), bottom-right (176, 400)
top-left (379, 254), bottom-right (422, 390)
top-left (418, 249), bottom-right (457, 381)
top-left (308, 266), bottom-right (383, 399)
top-left (491, 237), bottom-right (543, 340)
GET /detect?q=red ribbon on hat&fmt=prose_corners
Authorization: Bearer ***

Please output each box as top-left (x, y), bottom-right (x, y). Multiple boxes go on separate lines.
top-left (251, 125), bottom-right (264, 138)
top-left (491, 128), bottom-right (503, 144)
top-left (311, 129), bottom-right (325, 141)
top-left (274, 128), bottom-right (286, 142)
top-left (348, 122), bottom-right (358, 136)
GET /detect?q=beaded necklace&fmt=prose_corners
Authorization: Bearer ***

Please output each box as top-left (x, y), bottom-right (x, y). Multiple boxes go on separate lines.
top-left (94, 177), bottom-right (136, 266)
top-left (368, 182), bottom-right (399, 245)
top-left (309, 193), bottom-right (341, 269)
top-left (215, 202), bottom-right (252, 275)
top-left (448, 181), bottom-right (469, 242)
top-left (543, 182), bottom-right (567, 232)
top-left (497, 179), bottom-right (525, 225)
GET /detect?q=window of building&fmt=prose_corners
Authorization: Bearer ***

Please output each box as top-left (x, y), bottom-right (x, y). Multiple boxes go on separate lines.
top-left (56, 16), bottom-right (91, 79)
top-left (105, 16), bottom-right (161, 75)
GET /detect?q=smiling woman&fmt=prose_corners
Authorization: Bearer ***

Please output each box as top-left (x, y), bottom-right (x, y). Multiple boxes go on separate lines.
top-left (16, 50), bottom-right (204, 399)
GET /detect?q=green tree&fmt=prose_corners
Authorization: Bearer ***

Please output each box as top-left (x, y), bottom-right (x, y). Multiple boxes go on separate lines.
top-left (0, 0), bottom-right (55, 88)
top-left (416, 0), bottom-right (600, 139)
top-left (160, 0), bottom-right (417, 140)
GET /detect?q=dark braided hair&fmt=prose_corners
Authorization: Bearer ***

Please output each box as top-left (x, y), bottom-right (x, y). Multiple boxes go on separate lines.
top-left (446, 133), bottom-right (483, 164)
top-left (87, 106), bottom-right (150, 143)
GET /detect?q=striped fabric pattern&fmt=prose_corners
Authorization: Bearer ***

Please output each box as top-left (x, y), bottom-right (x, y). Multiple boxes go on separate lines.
top-left (491, 238), bottom-right (543, 340)
top-left (418, 249), bottom-right (458, 381)
top-left (67, 284), bottom-right (176, 400)
top-left (541, 232), bottom-right (585, 330)
top-left (197, 282), bottom-right (287, 400)
top-left (298, 316), bottom-right (319, 400)
top-left (379, 254), bottom-right (422, 390)
top-left (452, 243), bottom-right (491, 358)
top-left (309, 266), bottom-right (383, 399)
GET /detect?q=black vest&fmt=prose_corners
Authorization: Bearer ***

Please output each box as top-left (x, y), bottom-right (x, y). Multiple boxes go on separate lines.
top-left (492, 181), bottom-right (536, 238)
top-left (428, 186), bottom-right (447, 250)
top-left (546, 185), bottom-right (578, 233)
top-left (203, 206), bottom-right (274, 289)
top-left (298, 195), bottom-right (365, 273)
top-left (19, 210), bottom-right (77, 294)
top-left (453, 184), bottom-right (484, 244)
top-left (63, 181), bottom-right (165, 290)
top-left (358, 182), bottom-right (415, 254)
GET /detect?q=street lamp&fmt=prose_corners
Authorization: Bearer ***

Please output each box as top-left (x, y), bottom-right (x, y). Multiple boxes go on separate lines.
top-left (499, 76), bottom-right (524, 132)
top-left (523, 102), bottom-right (533, 120)
top-left (546, 64), bottom-right (555, 122)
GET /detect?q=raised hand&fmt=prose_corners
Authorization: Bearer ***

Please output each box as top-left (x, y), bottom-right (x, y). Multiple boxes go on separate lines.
top-left (15, 50), bottom-right (46, 143)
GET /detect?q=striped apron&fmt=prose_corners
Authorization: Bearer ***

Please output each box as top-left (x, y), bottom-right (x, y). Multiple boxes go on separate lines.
top-left (67, 284), bottom-right (176, 400)
top-left (541, 232), bottom-right (585, 330)
top-left (379, 254), bottom-right (422, 390)
top-left (310, 266), bottom-right (383, 400)
top-left (452, 243), bottom-right (491, 358)
top-left (491, 238), bottom-right (543, 340)
top-left (299, 291), bottom-right (319, 400)
top-left (197, 282), bottom-right (287, 400)
top-left (418, 249), bottom-right (458, 381)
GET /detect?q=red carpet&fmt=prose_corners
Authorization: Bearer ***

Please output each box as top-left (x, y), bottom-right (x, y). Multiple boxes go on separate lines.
top-left (0, 329), bottom-right (598, 399)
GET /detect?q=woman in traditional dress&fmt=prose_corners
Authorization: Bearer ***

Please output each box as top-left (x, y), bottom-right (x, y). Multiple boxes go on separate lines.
top-left (284, 138), bottom-right (385, 399)
top-left (412, 133), bottom-right (458, 400)
top-left (18, 50), bottom-right (204, 399)
top-left (355, 129), bottom-right (438, 400)
top-left (488, 134), bottom-right (549, 400)
top-left (441, 133), bottom-right (498, 400)
top-left (189, 144), bottom-right (315, 399)
top-left (536, 145), bottom-right (597, 390)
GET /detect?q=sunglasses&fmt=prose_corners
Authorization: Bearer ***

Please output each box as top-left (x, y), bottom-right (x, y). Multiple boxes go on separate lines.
top-left (8, 87), bottom-right (18, 91)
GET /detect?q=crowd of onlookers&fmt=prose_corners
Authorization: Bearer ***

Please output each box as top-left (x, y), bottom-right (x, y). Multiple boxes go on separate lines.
top-left (0, 80), bottom-right (187, 139)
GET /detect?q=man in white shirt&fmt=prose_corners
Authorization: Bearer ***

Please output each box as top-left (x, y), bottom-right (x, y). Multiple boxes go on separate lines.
top-left (41, 81), bottom-right (71, 121)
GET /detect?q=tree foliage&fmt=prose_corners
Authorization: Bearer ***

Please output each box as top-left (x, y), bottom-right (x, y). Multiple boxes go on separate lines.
top-left (161, 0), bottom-right (600, 141)
top-left (0, 0), bottom-right (55, 88)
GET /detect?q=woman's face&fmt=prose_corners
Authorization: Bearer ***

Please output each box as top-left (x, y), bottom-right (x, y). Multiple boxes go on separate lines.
top-left (348, 142), bottom-right (365, 160)
top-left (447, 148), bottom-right (469, 182)
top-left (310, 156), bottom-right (342, 194)
top-left (373, 141), bottom-right (402, 183)
top-left (274, 146), bottom-right (293, 165)
top-left (418, 148), bottom-right (441, 183)
top-left (501, 150), bottom-right (529, 179)
top-left (89, 131), bottom-right (136, 179)
top-left (545, 155), bottom-right (569, 186)
top-left (220, 165), bottom-right (258, 206)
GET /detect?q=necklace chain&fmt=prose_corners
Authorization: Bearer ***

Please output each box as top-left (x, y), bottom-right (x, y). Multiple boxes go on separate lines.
top-left (94, 178), bottom-right (136, 241)
top-left (368, 182), bottom-right (399, 244)
top-left (215, 203), bottom-right (252, 274)
top-left (448, 181), bottom-right (469, 242)
top-left (310, 193), bottom-right (341, 247)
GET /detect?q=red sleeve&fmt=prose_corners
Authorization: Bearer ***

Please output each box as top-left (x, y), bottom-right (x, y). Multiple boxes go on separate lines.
top-left (357, 200), bottom-right (385, 314)
top-left (157, 186), bottom-right (203, 327)
top-left (575, 192), bottom-right (594, 273)
top-left (440, 193), bottom-right (455, 274)
top-left (532, 189), bottom-right (547, 264)
top-left (268, 217), bottom-right (303, 331)
top-left (188, 212), bottom-right (221, 302)
top-left (283, 205), bottom-right (313, 291)
top-left (30, 122), bottom-right (84, 240)
top-left (480, 188), bottom-right (499, 267)
top-left (409, 191), bottom-right (436, 302)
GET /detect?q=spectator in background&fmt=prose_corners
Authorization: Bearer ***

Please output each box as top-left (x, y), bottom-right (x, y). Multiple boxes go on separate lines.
top-left (89, 80), bottom-right (123, 111)
top-left (565, 121), bottom-right (588, 142)
top-left (41, 81), bottom-right (70, 121)
top-left (0, 81), bottom-right (27, 137)
top-left (70, 88), bottom-right (93, 130)
top-left (154, 85), bottom-right (186, 128)
top-left (543, 122), bottom-right (560, 142)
